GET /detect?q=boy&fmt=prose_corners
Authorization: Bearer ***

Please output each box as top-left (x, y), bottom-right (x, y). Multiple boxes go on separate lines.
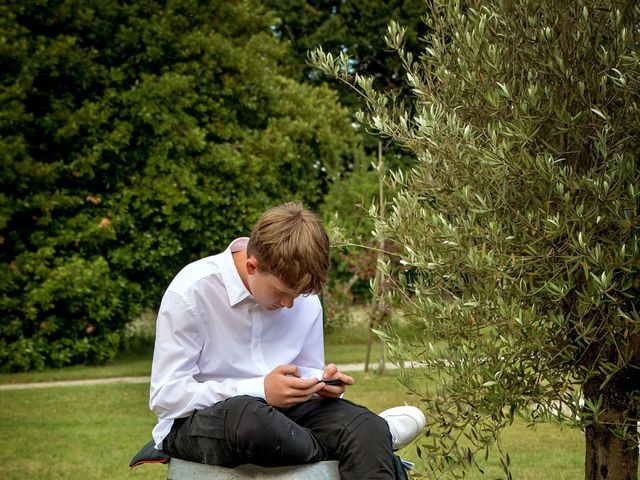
top-left (149, 202), bottom-right (425, 479)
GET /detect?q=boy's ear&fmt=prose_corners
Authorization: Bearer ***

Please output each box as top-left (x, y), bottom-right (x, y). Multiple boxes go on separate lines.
top-left (246, 257), bottom-right (258, 275)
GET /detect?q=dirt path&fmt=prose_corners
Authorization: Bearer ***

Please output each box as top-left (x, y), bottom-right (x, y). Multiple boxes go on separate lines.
top-left (0, 375), bottom-right (150, 390)
top-left (0, 362), bottom-right (406, 391)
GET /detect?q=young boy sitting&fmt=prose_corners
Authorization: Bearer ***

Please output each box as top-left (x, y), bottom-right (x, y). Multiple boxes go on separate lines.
top-left (149, 202), bottom-right (425, 479)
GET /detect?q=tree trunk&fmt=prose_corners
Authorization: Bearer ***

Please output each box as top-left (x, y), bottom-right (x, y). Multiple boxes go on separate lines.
top-left (584, 373), bottom-right (638, 480)
top-left (365, 141), bottom-right (387, 373)
top-left (585, 420), bottom-right (638, 480)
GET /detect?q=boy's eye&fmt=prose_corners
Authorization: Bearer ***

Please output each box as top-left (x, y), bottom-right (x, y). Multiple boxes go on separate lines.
top-left (274, 287), bottom-right (293, 296)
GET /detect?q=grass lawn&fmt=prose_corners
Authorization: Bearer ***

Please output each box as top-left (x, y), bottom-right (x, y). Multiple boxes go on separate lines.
top-left (346, 373), bottom-right (585, 480)
top-left (0, 369), bottom-right (590, 480)
top-left (0, 382), bottom-right (160, 480)
top-left (0, 314), bottom-right (599, 479)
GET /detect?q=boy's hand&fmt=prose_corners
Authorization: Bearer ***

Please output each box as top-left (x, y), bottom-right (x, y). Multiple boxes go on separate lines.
top-left (264, 364), bottom-right (325, 408)
top-left (317, 363), bottom-right (354, 399)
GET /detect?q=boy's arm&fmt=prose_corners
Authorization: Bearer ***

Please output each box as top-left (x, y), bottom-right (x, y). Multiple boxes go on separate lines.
top-left (291, 296), bottom-right (325, 379)
top-left (289, 297), bottom-right (354, 397)
top-left (295, 297), bottom-right (356, 397)
top-left (149, 292), bottom-right (250, 419)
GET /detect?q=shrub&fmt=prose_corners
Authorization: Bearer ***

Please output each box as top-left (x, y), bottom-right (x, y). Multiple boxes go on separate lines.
top-left (0, 0), bottom-right (361, 371)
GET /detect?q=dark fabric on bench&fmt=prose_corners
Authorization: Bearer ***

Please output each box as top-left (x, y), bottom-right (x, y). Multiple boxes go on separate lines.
top-left (129, 439), bottom-right (171, 469)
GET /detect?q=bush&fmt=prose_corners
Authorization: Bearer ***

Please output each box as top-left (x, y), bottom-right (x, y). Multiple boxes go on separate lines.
top-left (0, 0), bottom-right (361, 371)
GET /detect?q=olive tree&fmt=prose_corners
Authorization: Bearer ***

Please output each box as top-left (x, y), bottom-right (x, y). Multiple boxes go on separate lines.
top-left (311, 1), bottom-right (640, 478)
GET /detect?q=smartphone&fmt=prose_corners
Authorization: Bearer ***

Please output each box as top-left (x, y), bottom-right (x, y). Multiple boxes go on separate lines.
top-left (318, 378), bottom-right (344, 386)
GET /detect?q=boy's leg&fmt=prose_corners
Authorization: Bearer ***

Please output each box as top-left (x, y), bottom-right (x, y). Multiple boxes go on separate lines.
top-left (284, 397), bottom-right (396, 479)
top-left (162, 395), bottom-right (328, 467)
top-left (163, 395), bottom-right (396, 479)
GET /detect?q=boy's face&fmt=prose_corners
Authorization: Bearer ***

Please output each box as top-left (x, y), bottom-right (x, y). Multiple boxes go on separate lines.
top-left (246, 258), bottom-right (300, 310)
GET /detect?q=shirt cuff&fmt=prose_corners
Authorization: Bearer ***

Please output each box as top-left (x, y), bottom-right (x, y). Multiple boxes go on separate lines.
top-left (236, 376), bottom-right (266, 399)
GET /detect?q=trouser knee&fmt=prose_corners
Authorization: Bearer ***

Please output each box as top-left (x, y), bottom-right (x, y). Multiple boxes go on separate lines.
top-left (231, 397), bottom-right (274, 439)
top-left (346, 411), bottom-right (392, 449)
top-left (231, 397), bottom-right (323, 465)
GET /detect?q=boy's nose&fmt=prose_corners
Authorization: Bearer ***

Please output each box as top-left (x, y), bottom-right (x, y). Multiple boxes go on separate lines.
top-left (280, 297), bottom-right (294, 309)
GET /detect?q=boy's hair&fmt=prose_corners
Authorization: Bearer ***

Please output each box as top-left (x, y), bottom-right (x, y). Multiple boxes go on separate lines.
top-left (247, 202), bottom-right (330, 295)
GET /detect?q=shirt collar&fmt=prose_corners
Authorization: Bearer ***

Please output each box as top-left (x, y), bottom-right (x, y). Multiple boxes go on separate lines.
top-left (220, 237), bottom-right (252, 307)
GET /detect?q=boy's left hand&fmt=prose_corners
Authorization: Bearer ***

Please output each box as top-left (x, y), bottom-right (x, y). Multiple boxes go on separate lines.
top-left (317, 363), bottom-right (355, 398)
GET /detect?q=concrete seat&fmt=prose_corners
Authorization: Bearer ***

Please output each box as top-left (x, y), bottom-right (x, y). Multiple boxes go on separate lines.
top-left (167, 458), bottom-right (340, 479)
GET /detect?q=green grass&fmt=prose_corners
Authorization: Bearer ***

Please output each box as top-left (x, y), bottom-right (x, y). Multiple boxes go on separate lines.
top-left (0, 369), bottom-right (589, 480)
top-left (0, 321), bottom-right (593, 479)
top-left (0, 382), bottom-right (160, 480)
top-left (345, 373), bottom-right (585, 480)
top-left (464, 422), bottom-right (584, 480)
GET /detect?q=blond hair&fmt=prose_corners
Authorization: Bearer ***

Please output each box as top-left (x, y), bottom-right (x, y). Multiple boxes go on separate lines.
top-left (246, 202), bottom-right (330, 294)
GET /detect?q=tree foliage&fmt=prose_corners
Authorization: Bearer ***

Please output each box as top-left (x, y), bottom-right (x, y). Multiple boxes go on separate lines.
top-left (312, 0), bottom-right (640, 477)
top-left (264, 1), bottom-right (429, 304)
top-left (268, 0), bottom-right (429, 163)
top-left (0, 0), bottom-right (361, 371)
top-left (266, 0), bottom-right (428, 100)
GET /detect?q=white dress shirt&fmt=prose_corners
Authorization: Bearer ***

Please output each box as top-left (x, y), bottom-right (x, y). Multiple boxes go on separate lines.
top-left (149, 238), bottom-right (325, 448)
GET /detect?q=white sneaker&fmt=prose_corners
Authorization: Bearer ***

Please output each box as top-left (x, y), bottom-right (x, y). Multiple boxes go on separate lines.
top-left (379, 406), bottom-right (426, 450)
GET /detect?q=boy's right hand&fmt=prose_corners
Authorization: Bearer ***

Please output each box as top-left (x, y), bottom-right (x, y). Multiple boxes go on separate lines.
top-left (264, 364), bottom-right (325, 408)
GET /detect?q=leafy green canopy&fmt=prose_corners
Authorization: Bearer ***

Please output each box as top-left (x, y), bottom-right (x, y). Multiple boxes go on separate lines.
top-left (312, 0), bottom-right (640, 477)
top-left (0, 0), bottom-right (360, 371)
top-left (268, 0), bottom-right (429, 162)
top-left (263, 1), bottom-right (431, 298)
top-left (266, 0), bottom-right (428, 99)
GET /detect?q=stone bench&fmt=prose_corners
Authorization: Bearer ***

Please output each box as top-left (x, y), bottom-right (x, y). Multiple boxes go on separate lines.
top-left (167, 458), bottom-right (340, 479)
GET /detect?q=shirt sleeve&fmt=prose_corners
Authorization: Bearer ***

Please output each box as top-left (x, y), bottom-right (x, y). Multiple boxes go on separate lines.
top-left (235, 376), bottom-right (266, 398)
top-left (292, 296), bottom-right (325, 379)
top-left (149, 292), bottom-right (241, 420)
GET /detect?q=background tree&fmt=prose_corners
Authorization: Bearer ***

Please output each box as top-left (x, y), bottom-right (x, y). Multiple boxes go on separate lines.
top-left (0, 0), bottom-right (362, 371)
top-left (267, 0), bottom-right (430, 201)
top-left (265, 0), bottom-right (428, 107)
top-left (264, 2), bottom-right (430, 366)
top-left (312, 1), bottom-right (640, 478)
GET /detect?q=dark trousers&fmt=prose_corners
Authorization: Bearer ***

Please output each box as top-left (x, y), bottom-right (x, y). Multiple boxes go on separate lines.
top-left (163, 395), bottom-right (396, 479)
